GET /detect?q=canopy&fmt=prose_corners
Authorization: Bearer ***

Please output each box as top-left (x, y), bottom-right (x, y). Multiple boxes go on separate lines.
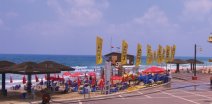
top-left (70, 72), bottom-right (84, 77)
top-left (143, 66), bottom-right (165, 73)
top-left (0, 61), bottom-right (16, 73)
top-left (186, 59), bottom-right (204, 64)
top-left (63, 72), bottom-right (72, 76)
top-left (39, 61), bottom-right (75, 71)
top-left (167, 59), bottom-right (188, 64)
top-left (111, 76), bottom-right (122, 80)
top-left (88, 71), bottom-right (96, 77)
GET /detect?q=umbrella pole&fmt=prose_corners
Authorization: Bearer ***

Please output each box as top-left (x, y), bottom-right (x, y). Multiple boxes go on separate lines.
top-left (2, 73), bottom-right (6, 96)
top-left (27, 74), bottom-right (32, 93)
top-left (47, 73), bottom-right (50, 89)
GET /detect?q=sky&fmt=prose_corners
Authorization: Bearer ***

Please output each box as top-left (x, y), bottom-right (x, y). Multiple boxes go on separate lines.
top-left (0, 0), bottom-right (212, 57)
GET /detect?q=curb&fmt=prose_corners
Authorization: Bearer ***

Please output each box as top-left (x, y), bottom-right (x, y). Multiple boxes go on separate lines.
top-left (52, 82), bottom-right (170, 103)
top-left (31, 82), bottom-right (171, 104)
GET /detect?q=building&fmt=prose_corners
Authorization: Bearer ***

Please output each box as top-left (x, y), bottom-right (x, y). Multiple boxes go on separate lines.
top-left (104, 52), bottom-right (134, 66)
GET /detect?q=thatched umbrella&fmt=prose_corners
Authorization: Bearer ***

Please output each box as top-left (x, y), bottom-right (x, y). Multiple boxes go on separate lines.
top-left (167, 59), bottom-right (188, 73)
top-left (186, 59), bottom-right (204, 71)
top-left (39, 61), bottom-right (75, 71)
top-left (0, 61), bottom-right (15, 96)
top-left (9, 62), bottom-right (61, 93)
top-left (38, 61), bottom-right (74, 88)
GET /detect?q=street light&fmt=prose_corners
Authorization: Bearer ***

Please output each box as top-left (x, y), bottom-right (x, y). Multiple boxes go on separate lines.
top-left (192, 44), bottom-right (202, 80)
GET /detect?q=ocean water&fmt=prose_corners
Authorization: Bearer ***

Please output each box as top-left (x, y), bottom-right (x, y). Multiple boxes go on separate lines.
top-left (0, 54), bottom-right (212, 88)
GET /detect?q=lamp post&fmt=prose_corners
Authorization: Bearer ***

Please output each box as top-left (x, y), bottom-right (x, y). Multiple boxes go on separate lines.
top-left (193, 44), bottom-right (197, 80)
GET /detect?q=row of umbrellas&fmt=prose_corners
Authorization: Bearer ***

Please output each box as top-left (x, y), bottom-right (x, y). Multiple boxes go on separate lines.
top-left (0, 60), bottom-right (75, 96)
top-left (63, 71), bottom-right (96, 77)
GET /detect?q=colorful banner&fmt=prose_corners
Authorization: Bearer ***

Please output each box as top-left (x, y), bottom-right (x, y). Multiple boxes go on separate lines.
top-left (157, 45), bottom-right (163, 64)
top-left (171, 45), bottom-right (176, 61)
top-left (121, 40), bottom-right (128, 65)
top-left (146, 44), bottom-right (152, 65)
top-left (153, 50), bottom-right (157, 62)
top-left (135, 43), bottom-right (142, 66)
top-left (166, 45), bottom-right (171, 62)
top-left (96, 36), bottom-right (103, 64)
top-left (162, 48), bottom-right (166, 62)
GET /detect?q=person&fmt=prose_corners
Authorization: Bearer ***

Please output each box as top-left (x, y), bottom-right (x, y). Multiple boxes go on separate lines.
top-left (210, 76), bottom-right (212, 86)
top-left (168, 70), bottom-right (172, 82)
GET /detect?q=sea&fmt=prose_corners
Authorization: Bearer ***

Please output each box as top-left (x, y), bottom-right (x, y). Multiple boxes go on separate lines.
top-left (0, 54), bottom-right (212, 88)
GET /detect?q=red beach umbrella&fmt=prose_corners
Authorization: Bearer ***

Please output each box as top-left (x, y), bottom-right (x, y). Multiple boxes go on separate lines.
top-left (71, 72), bottom-right (83, 77)
top-left (143, 66), bottom-right (165, 73)
top-left (77, 77), bottom-right (81, 86)
top-left (44, 75), bottom-right (47, 80)
top-left (63, 72), bottom-right (72, 76)
top-left (88, 71), bottom-right (96, 77)
top-left (10, 76), bottom-right (13, 83)
top-left (22, 75), bottom-right (26, 84)
top-left (35, 74), bottom-right (39, 82)
top-left (111, 76), bottom-right (122, 80)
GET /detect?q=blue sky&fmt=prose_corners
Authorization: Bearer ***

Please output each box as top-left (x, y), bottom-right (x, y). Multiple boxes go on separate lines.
top-left (0, 0), bottom-right (212, 57)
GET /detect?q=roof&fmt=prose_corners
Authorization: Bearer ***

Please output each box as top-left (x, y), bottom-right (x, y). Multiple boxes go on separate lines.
top-left (186, 59), bottom-right (204, 64)
top-left (104, 52), bottom-right (134, 57)
top-left (8, 61), bottom-right (60, 74)
top-left (0, 61), bottom-right (16, 73)
top-left (167, 59), bottom-right (188, 64)
top-left (38, 61), bottom-right (75, 71)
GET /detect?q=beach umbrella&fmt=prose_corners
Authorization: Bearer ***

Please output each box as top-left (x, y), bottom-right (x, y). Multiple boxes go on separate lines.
top-left (71, 72), bottom-right (83, 77)
top-left (35, 74), bottom-right (39, 82)
top-left (0, 61), bottom-right (16, 96)
top-left (186, 59), bottom-right (204, 71)
top-left (38, 61), bottom-right (75, 71)
top-left (77, 77), bottom-right (81, 86)
top-left (88, 71), bottom-right (96, 77)
top-left (99, 78), bottom-right (104, 89)
top-left (23, 75), bottom-right (26, 84)
top-left (63, 72), bottom-right (72, 76)
top-left (111, 76), bottom-right (122, 80)
top-left (167, 59), bottom-right (188, 73)
top-left (143, 66), bottom-right (165, 73)
top-left (10, 76), bottom-right (13, 83)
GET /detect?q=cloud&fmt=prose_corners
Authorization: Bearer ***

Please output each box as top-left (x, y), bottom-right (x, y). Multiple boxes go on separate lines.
top-left (181, 0), bottom-right (212, 21)
top-left (133, 6), bottom-right (171, 28)
top-left (47, 0), bottom-right (108, 26)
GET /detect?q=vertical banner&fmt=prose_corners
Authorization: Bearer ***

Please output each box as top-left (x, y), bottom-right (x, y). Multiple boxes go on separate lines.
top-left (146, 44), bottom-right (152, 65)
top-left (171, 45), bottom-right (176, 61)
top-left (121, 40), bottom-right (128, 65)
top-left (96, 36), bottom-right (103, 64)
top-left (162, 48), bottom-right (166, 62)
top-left (157, 45), bottom-right (162, 64)
top-left (135, 43), bottom-right (142, 67)
top-left (166, 45), bottom-right (171, 62)
top-left (153, 50), bottom-right (157, 62)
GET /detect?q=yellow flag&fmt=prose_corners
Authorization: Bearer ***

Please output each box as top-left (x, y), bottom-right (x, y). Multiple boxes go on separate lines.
top-left (166, 45), bottom-right (171, 62)
top-left (135, 43), bottom-right (142, 66)
top-left (121, 40), bottom-right (128, 65)
top-left (171, 45), bottom-right (176, 61)
top-left (153, 50), bottom-right (157, 62)
top-left (162, 48), bottom-right (166, 62)
top-left (146, 44), bottom-right (152, 65)
top-left (157, 45), bottom-right (163, 64)
top-left (96, 36), bottom-right (103, 64)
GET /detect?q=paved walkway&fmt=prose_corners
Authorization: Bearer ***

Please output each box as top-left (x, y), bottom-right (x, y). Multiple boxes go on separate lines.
top-left (49, 73), bottom-right (212, 104)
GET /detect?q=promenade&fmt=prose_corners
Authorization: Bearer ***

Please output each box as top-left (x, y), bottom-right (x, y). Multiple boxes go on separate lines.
top-left (48, 72), bottom-right (212, 104)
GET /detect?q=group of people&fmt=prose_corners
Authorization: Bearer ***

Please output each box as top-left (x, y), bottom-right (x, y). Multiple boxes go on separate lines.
top-left (138, 70), bottom-right (172, 85)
